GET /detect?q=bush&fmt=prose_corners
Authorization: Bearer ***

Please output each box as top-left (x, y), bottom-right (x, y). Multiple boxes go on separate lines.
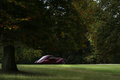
top-left (15, 45), bottom-right (42, 64)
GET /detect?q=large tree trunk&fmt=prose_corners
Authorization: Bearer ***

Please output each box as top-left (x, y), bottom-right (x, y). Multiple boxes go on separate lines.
top-left (2, 45), bottom-right (18, 72)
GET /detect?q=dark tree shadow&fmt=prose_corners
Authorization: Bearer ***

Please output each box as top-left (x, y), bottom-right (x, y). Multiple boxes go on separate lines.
top-left (0, 69), bottom-right (53, 77)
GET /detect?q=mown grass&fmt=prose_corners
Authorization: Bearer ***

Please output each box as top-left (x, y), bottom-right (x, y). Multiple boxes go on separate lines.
top-left (0, 64), bottom-right (120, 80)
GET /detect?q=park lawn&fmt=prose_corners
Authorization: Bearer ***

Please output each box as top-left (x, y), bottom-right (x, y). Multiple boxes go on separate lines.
top-left (0, 64), bottom-right (120, 80)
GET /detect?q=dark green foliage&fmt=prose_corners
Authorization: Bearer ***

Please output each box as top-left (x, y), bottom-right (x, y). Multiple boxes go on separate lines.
top-left (1, 0), bottom-right (119, 65)
top-left (0, 0), bottom-right (93, 69)
top-left (87, 0), bottom-right (120, 63)
top-left (15, 45), bottom-right (42, 64)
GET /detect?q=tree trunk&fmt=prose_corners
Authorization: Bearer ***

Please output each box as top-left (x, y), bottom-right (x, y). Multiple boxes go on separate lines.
top-left (2, 45), bottom-right (18, 72)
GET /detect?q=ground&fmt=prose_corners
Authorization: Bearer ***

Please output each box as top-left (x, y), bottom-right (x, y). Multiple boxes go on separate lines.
top-left (0, 64), bottom-right (120, 80)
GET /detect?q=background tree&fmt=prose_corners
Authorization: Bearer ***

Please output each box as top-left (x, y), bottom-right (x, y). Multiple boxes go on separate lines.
top-left (0, 0), bottom-right (95, 71)
top-left (41, 0), bottom-right (95, 63)
top-left (87, 0), bottom-right (120, 63)
top-left (0, 0), bottom-right (46, 71)
top-left (15, 45), bottom-right (42, 64)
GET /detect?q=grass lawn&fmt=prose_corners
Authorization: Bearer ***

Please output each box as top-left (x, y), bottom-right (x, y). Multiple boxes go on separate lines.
top-left (0, 64), bottom-right (120, 80)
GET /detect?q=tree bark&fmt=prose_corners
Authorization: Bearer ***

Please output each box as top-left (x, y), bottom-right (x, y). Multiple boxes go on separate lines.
top-left (2, 45), bottom-right (18, 72)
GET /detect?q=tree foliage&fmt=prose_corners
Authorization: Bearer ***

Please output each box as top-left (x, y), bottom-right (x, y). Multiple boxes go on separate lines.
top-left (0, 0), bottom-right (97, 70)
top-left (88, 0), bottom-right (120, 63)
top-left (0, 0), bottom-right (92, 50)
top-left (15, 45), bottom-right (42, 64)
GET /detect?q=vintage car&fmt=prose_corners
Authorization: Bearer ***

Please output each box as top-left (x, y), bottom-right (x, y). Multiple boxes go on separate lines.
top-left (34, 55), bottom-right (65, 64)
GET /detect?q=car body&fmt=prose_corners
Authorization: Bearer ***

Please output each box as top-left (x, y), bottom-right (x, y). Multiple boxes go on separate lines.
top-left (34, 55), bottom-right (65, 64)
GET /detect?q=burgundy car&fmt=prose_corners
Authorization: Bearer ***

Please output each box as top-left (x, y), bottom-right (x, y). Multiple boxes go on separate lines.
top-left (34, 55), bottom-right (65, 64)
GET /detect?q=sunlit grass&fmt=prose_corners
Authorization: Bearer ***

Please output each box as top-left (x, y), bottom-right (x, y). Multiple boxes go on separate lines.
top-left (0, 64), bottom-right (120, 80)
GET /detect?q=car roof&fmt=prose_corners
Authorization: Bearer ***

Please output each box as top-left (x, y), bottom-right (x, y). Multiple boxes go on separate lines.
top-left (44, 55), bottom-right (53, 57)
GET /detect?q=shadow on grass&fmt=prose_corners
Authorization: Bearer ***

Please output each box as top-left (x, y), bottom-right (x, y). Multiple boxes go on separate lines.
top-left (0, 69), bottom-right (53, 77)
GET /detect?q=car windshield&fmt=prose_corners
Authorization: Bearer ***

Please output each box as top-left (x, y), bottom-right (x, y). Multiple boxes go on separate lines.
top-left (37, 56), bottom-right (47, 62)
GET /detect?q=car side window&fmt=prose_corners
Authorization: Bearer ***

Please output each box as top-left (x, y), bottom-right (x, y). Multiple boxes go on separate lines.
top-left (49, 56), bottom-right (54, 59)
